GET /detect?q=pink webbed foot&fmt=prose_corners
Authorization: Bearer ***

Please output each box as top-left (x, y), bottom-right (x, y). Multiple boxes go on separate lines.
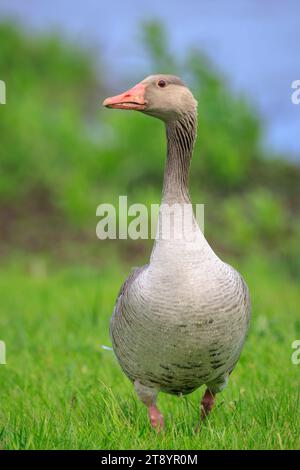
top-left (148, 404), bottom-right (164, 432)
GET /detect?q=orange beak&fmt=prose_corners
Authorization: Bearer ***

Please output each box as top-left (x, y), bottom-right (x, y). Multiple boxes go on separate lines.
top-left (102, 82), bottom-right (147, 111)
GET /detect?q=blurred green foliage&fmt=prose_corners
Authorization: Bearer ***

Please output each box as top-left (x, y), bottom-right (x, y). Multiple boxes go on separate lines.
top-left (0, 20), bottom-right (299, 276)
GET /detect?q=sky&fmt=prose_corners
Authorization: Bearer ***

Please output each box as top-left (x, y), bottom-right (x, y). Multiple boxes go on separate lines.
top-left (0, 0), bottom-right (299, 159)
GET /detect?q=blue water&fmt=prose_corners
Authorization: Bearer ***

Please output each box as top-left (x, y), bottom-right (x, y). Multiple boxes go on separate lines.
top-left (0, 0), bottom-right (299, 159)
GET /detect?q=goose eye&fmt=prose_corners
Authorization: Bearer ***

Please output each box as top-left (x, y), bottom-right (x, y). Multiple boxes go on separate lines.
top-left (157, 79), bottom-right (166, 88)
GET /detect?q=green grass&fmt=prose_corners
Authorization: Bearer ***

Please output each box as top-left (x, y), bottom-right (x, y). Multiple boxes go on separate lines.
top-left (0, 253), bottom-right (299, 450)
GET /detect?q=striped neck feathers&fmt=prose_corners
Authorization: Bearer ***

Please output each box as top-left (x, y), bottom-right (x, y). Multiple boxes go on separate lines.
top-left (162, 111), bottom-right (197, 204)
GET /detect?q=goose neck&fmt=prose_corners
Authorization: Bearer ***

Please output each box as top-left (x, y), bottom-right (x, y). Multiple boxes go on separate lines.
top-left (162, 112), bottom-right (197, 205)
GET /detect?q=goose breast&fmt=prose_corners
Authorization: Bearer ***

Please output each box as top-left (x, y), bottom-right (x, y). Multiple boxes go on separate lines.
top-left (110, 243), bottom-right (250, 395)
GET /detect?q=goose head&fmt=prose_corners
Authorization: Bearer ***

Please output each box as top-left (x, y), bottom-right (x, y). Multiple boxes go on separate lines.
top-left (103, 74), bottom-right (197, 123)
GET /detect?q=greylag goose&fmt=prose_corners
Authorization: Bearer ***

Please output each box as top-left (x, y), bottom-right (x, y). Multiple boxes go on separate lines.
top-left (103, 75), bottom-right (251, 431)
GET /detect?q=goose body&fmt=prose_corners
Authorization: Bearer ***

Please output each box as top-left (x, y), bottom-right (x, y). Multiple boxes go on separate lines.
top-left (111, 231), bottom-right (250, 397)
top-left (103, 75), bottom-right (251, 430)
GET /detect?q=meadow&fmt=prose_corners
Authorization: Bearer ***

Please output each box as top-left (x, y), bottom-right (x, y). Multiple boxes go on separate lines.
top-left (0, 254), bottom-right (299, 449)
top-left (0, 21), bottom-right (299, 450)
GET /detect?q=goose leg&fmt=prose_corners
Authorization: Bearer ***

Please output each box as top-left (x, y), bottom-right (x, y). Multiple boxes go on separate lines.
top-left (148, 404), bottom-right (164, 431)
top-left (197, 374), bottom-right (229, 428)
top-left (134, 380), bottom-right (164, 432)
top-left (200, 388), bottom-right (215, 419)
